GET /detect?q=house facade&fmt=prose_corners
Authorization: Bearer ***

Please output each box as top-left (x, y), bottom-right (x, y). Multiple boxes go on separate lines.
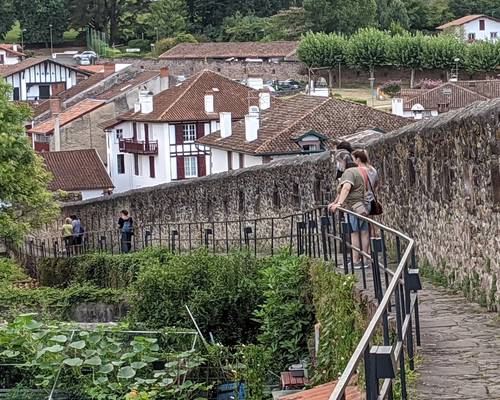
top-left (392, 80), bottom-right (500, 119)
top-left (197, 94), bottom-right (411, 173)
top-left (102, 70), bottom-right (274, 193)
top-left (0, 57), bottom-right (89, 101)
top-left (0, 44), bottom-right (25, 65)
top-left (437, 15), bottom-right (500, 42)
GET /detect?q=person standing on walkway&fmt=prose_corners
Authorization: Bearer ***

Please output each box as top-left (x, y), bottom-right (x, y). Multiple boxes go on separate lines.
top-left (70, 215), bottom-right (84, 253)
top-left (352, 149), bottom-right (379, 211)
top-left (62, 217), bottom-right (74, 255)
top-left (118, 210), bottom-right (134, 253)
top-left (328, 151), bottom-right (370, 269)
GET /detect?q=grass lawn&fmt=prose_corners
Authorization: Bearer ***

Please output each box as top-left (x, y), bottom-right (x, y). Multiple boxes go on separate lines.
top-left (332, 86), bottom-right (393, 111)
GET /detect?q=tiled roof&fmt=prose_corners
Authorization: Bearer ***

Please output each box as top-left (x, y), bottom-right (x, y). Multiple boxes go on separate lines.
top-left (402, 82), bottom-right (489, 111)
top-left (454, 80), bottom-right (500, 99)
top-left (436, 14), bottom-right (499, 29)
top-left (96, 70), bottom-right (160, 100)
top-left (59, 71), bottom-right (115, 102)
top-left (78, 65), bottom-right (105, 73)
top-left (40, 149), bottom-right (113, 191)
top-left (159, 41), bottom-right (298, 60)
top-left (197, 94), bottom-right (411, 155)
top-left (113, 70), bottom-right (272, 123)
top-left (280, 381), bottom-right (362, 400)
top-left (0, 57), bottom-right (89, 78)
top-left (28, 99), bottom-right (105, 134)
top-left (0, 44), bottom-right (25, 57)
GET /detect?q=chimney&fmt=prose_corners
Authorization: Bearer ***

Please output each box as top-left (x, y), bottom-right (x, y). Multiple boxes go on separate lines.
top-left (160, 67), bottom-right (169, 91)
top-left (134, 102), bottom-right (140, 112)
top-left (103, 63), bottom-right (115, 74)
top-left (204, 91), bottom-right (214, 113)
top-left (12, 44), bottom-right (17, 52)
top-left (258, 91), bottom-right (271, 110)
top-left (139, 90), bottom-right (153, 114)
top-left (245, 114), bottom-right (259, 142)
top-left (219, 112), bottom-right (232, 138)
top-left (49, 97), bottom-right (62, 115)
top-left (54, 118), bottom-right (61, 151)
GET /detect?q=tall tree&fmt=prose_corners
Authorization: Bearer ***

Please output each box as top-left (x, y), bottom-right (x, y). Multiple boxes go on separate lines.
top-left (264, 7), bottom-right (307, 41)
top-left (0, 0), bottom-right (15, 40)
top-left (303, 0), bottom-right (377, 34)
top-left (448, 0), bottom-right (500, 19)
top-left (390, 33), bottom-right (426, 87)
top-left (376, 0), bottom-right (410, 30)
top-left (221, 12), bottom-right (266, 42)
top-left (465, 41), bottom-right (500, 73)
top-left (15, 0), bottom-right (69, 45)
top-left (0, 79), bottom-right (58, 244)
top-left (147, 0), bottom-right (188, 39)
top-left (422, 34), bottom-right (466, 71)
top-left (347, 27), bottom-right (390, 78)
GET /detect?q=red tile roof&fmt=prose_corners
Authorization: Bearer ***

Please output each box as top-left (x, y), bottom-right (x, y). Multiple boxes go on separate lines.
top-left (28, 99), bottom-right (106, 134)
top-left (280, 381), bottom-right (362, 400)
top-left (197, 94), bottom-right (411, 155)
top-left (78, 65), bottom-right (105, 73)
top-left (0, 44), bottom-right (25, 57)
top-left (436, 14), bottom-right (500, 29)
top-left (454, 80), bottom-right (500, 99)
top-left (58, 71), bottom-right (115, 102)
top-left (96, 70), bottom-right (160, 100)
top-left (40, 149), bottom-right (113, 191)
top-left (108, 70), bottom-right (274, 125)
top-left (0, 57), bottom-right (90, 78)
top-left (402, 82), bottom-right (489, 111)
top-left (159, 41), bottom-right (298, 60)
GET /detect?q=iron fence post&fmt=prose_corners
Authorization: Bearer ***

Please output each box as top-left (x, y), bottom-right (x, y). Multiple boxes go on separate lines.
top-left (340, 221), bottom-right (349, 275)
top-left (320, 216), bottom-right (329, 261)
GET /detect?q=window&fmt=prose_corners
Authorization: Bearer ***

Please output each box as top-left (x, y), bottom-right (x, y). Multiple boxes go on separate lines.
top-left (184, 156), bottom-right (198, 177)
top-left (468, 33), bottom-right (476, 41)
top-left (134, 154), bottom-right (139, 175)
top-left (491, 32), bottom-right (498, 39)
top-left (149, 156), bottom-right (155, 178)
top-left (132, 122), bottom-right (137, 140)
top-left (183, 124), bottom-right (196, 142)
top-left (239, 153), bottom-right (244, 169)
top-left (227, 151), bottom-right (233, 170)
top-left (0, 55), bottom-right (4, 64)
top-left (115, 129), bottom-right (123, 141)
top-left (301, 144), bottom-right (318, 152)
top-left (117, 154), bottom-right (125, 174)
top-left (479, 19), bottom-right (485, 31)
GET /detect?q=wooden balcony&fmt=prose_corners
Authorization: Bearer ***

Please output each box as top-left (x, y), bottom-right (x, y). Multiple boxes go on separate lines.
top-left (119, 138), bottom-right (158, 155)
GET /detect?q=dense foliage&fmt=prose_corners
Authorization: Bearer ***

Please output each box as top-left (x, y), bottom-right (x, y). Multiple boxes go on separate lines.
top-left (0, 80), bottom-right (59, 244)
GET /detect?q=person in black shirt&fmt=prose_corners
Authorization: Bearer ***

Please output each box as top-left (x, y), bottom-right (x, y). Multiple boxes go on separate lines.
top-left (118, 210), bottom-right (134, 253)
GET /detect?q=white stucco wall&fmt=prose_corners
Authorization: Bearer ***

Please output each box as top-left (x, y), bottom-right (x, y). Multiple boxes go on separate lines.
top-left (81, 189), bottom-right (105, 200)
top-left (462, 18), bottom-right (500, 41)
top-left (0, 50), bottom-right (20, 65)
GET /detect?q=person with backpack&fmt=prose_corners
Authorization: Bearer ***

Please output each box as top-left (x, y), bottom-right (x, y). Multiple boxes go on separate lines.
top-left (118, 210), bottom-right (134, 253)
top-left (70, 214), bottom-right (85, 253)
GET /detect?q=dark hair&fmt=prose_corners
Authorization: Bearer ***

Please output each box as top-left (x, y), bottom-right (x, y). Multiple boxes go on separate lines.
top-left (120, 210), bottom-right (129, 216)
top-left (336, 141), bottom-right (353, 153)
top-left (70, 215), bottom-right (77, 220)
top-left (352, 149), bottom-right (368, 163)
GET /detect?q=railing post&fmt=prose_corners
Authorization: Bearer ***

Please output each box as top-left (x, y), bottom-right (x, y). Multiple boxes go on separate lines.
top-left (296, 221), bottom-right (305, 256)
top-left (363, 346), bottom-right (379, 400)
top-left (320, 216), bottom-right (329, 261)
top-left (340, 221), bottom-right (349, 274)
top-left (204, 228), bottom-right (213, 249)
top-left (171, 230), bottom-right (178, 252)
top-left (244, 226), bottom-right (252, 248)
top-left (145, 230), bottom-right (152, 247)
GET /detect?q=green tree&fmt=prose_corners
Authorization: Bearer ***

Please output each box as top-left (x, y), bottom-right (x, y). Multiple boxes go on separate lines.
top-left (347, 27), bottom-right (390, 86)
top-left (422, 34), bottom-right (466, 71)
top-left (406, 0), bottom-right (433, 31)
top-left (448, 0), bottom-right (500, 20)
top-left (303, 0), bottom-right (377, 34)
top-left (264, 7), bottom-right (307, 41)
top-left (376, 0), bottom-right (410, 30)
top-left (465, 40), bottom-right (500, 73)
top-left (221, 12), bottom-right (266, 42)
top-left (0, 80), bottom-right (58, 244)
top-left (14, 0), bottom-right (69, 45)
top-left (298, 32), bottom-right (347, 87)
top-left (390, 32), bottom-right (426, 87)
top-left (147, 0), bottom-right (188, 40)
top-left (0, 0), bottom-right (15, 39)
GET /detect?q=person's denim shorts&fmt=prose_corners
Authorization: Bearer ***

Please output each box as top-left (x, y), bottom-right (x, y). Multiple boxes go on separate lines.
top-left (348, 214), bottom-right (369, 232)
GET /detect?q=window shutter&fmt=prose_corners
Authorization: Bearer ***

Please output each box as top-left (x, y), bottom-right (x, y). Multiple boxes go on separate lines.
top-left (149, 156), bottom-right (155, 178)
top-left (175, 124), bottom-right (183, 144)
top-left (198, 154), bottom-right (206, 177)
top-left (196, 122), bottom-right (205, 139)
top-left (177, 156), bottom-right (185, 180)
top-left (132, 123), bottom-right (137, 140)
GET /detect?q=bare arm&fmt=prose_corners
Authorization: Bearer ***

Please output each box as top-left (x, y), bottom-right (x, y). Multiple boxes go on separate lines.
top-left (328, 183), bottom-right (352, 212)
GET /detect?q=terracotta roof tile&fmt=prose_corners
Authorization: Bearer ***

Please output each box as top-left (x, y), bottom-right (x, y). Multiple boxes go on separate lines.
top-left (454, 80), bottom-right (500, 99)
top-left (280, 381), bottom-right (362, 400)
top-left (59, 71), bottom-right (115, 101)
top-left (159, 41), bottom-right (298, 60)
top-left (78, 65), bottom-right (105, 73)
top-left (0, 57), bottom-right (89, 78)
top-left (115, 70), bottom-right (274, 123)
top-left (403, 82), bottom-right (489, 111)
top-left (198, 94), bottom-right (411, 155)
top-left (436, 14), bottom-right (499, 29)
top-left (0, 44), bottom-right (25, 57)
top-left (28, 99), bottom-right (105, 134)
top-left (96, 70), bottom-right (160, 100)
top-left (40, 149), bottom-right (113, 191)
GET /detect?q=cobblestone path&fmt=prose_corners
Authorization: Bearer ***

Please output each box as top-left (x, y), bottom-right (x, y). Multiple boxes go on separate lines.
top-left (416, 282), bottom-right (500, 399)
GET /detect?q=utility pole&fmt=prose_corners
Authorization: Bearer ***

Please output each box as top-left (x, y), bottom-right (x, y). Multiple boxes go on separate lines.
top-left (49, 24), bottom-right (54, 58)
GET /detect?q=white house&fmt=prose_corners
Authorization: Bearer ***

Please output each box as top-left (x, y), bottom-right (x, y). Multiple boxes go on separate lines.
top-left (102, 70), bottom-right (276, 193)
top-left (198, 94), bottom-right (410, 173)
top-left (0, 57), bottom-right (89, 101)
top-left (437, 15), bottom-right (500, 42)
top-left (0, 44), bottom-right (25, 65)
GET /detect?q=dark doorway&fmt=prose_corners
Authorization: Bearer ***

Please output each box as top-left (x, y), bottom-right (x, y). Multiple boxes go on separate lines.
top-left (39, 85), bottom-right (50, 99)
top-left (13, 87), bottom-right (20, 100)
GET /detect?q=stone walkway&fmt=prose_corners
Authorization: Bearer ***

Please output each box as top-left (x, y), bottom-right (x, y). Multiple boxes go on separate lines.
top-left (416, 282), bottom-right (500, 399)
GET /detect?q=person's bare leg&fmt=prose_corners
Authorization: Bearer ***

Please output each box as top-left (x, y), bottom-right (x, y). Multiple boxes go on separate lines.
top-left (351, 232), bottom-right (361, 263)
top-left (361, 230), bottom-right (370, 265)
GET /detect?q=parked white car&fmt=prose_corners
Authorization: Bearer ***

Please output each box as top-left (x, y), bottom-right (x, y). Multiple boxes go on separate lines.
top-left (73, 51), bottom-right (98, 65)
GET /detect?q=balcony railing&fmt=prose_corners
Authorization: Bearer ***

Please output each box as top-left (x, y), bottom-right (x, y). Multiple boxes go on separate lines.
top-left (119, 138), bottom-right (158, 155)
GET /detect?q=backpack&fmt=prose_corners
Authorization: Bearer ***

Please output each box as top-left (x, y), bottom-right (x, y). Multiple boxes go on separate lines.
top-left (79, 225), bottom-right (85, 235)
top-left (122, 219), bottom-right (133, 234)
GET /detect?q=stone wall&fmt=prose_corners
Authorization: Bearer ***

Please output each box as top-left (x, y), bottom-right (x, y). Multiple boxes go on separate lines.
top-left (54, 99), bottom-right (500, 310)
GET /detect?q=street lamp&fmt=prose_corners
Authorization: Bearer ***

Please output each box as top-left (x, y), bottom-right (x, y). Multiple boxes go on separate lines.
top-left (49, 24), bottom-right (53, 58)
top-left (150, 43), bottom-right (156, 58)
top-left (20, 28), bottom-right (27, 53)
top-left (451, 57), bottom-right (460, 82)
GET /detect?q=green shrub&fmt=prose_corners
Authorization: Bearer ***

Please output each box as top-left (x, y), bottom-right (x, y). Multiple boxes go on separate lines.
top-left (155, 38), bottom-right (178, 55)
top-left (127, 39), bottom-right (151, 52)
top-left (105, 47), bottom-right (122, 57)
top-left (0, 257), bottom-right (27, 284)
top-left (344, 97), bottom-right (367, 105)
top-left (380, 80), bottom-right (402, 98)
top-left (129, 249), bottom-right (264, 345)
top-left (254, 250), bottom-right (315, 373)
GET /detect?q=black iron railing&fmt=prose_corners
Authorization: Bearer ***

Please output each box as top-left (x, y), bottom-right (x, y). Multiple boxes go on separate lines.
top-left (14, 205), bottom-right (421, 400)
top-left (119, 138), bottom-right (158, 155)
